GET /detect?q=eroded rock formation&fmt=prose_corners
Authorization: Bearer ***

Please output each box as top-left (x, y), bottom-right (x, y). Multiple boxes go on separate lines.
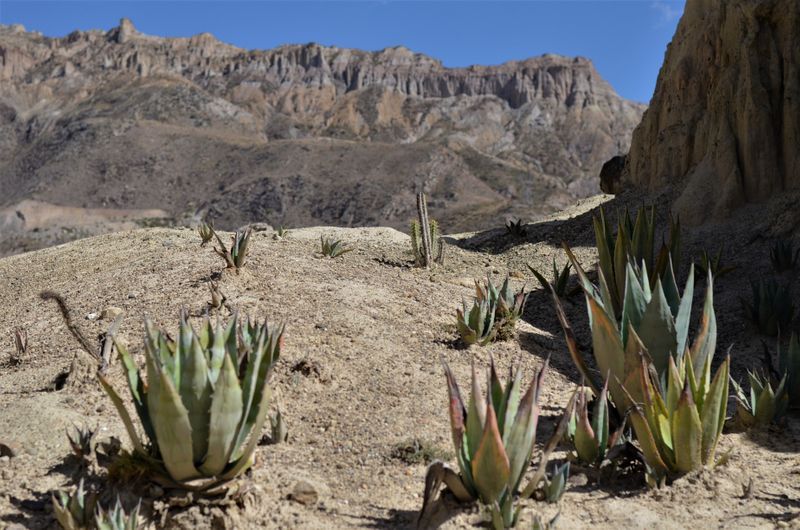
top-left (620, 0), bottom-right (800, 223)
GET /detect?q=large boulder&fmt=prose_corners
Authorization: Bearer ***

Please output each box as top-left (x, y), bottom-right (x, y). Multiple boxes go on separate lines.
top-left (620, 0), bottom-right (800, 223)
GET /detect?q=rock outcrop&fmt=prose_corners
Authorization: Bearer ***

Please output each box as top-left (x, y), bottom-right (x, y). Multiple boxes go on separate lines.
top-left (620, 0), bottom-right (800, 223)
top-left (0, 19), bottom-right (644, 251)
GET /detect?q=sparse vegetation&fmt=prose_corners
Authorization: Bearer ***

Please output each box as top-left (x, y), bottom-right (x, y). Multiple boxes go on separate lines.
top-left (420, 358), bottom-right (556, 529)
top-left (695, 248), bottom-right (736, 280)
top-left (769, 333), bottom-right (800, 408)
top-left (391, 438), bottom-right (451, 465)
top-left (456, 296), bottom-right (498, 346)
top-left (320, 236), bottom-right (354, 258)
top-left (212, 226), bottom-right (252, 271)
top-left (67, 425), bottom-right (96, 463)
top-left (731, 370), bottom-right (787, 428)
top-left (197, 221), bottom-right (214, 246)
top-left (741, 279), bottom-right (795, 336)
top-left (770, 239), bottom-right (800, 272)
top-left (529, 259), bottom-right (572, 298)
top-left (274, 226), bottom-right (290, 240)
top-left (97, 314), bottom-right (284, 490)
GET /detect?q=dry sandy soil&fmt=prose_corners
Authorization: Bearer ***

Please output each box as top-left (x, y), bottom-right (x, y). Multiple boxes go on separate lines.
top-left (0, 194), bottom-right (798, 529)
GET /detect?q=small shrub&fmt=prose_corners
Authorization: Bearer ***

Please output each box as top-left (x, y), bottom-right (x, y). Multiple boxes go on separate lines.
top-left (770, 239), bottom-right (800, 272)
top-left (741, 279), bottom-right (795, 336)
top-left (391, 438), bottom-right (451, 465)
top-left (320, 236), bottom-right (354, 258)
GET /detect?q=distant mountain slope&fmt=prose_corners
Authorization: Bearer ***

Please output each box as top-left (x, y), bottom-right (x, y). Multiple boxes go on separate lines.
top-left (0, 19), bottom-right (644, 252)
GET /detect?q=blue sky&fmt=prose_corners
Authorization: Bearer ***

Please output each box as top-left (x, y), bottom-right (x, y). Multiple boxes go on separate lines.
top-left (0, 1), bottom-right (685, 103)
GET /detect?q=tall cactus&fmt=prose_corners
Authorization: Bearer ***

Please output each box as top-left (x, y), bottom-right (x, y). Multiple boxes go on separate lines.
top-left (411, 193), bottom-right (444, 268)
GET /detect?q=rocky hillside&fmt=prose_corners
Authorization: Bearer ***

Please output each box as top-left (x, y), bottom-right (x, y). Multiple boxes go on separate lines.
top-left (616, 0), bottom-right (799, 225)
top-left (0, 19), bottom-right (644, 255)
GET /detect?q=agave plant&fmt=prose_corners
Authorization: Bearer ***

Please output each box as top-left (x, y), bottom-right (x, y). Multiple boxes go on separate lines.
top-left (741, 279), bottom-right (795, 336)
top-left (556, 246), bottom-right (729, 483)
top-left (565, 380), bottom-right (625, 468)
top-left (212, 227), bottom-right (252, 271)
top-left (198, 221), bottom-right (214, 247)
top-left (67, 425), bottom-right (97, 463)
top-left (505, 219), bottom-right (527, 238)
top-left (274, 226), bottom-right (290, 240)
top-left (420, 358), bottom-right (557, 529)
top-left (529, 259), bottom-right (572, 298)
top-left (456, 297), bottom-right (498, 346)
top-left (627, 347), bottom-right (730, 485)
top-left (731, 370), bottom-right (788, 428)
top-left (768, 333), bottom-right (800, 408)
top-left (476, 276), bottom-right (529, 340)
top-left (320, 236), bottom-right (354, 258)
top-left (95, 498), bottom-right (140, 530)
top-left (52, 479), bottom-right (96, 530)
top-left (97, 314), bottom-right (283, 490)
top-left (592, 206), bottom-right (680, 317)
top-left (543, 462), bottom-right (569, 503)
top-left (770, 239), bottom-right (800, 272)
top-left (695, 248), bottom-right (736, 280)
top-left (556, 245), bottom-right (697, 408)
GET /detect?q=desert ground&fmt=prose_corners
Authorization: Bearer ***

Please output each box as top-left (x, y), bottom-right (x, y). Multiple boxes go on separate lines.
top-left (1, 192), bottom-right (798, 529)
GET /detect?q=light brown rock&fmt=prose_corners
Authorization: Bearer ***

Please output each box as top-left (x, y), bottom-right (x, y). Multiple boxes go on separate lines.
top-left (620, 0), bottom-right (800, 224)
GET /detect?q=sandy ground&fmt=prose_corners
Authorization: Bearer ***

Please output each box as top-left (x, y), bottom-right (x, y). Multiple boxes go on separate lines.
top-left (0, 194), bottom-right (799, 529)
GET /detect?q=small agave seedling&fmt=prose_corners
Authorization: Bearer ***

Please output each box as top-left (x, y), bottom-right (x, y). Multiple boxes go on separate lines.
top-left (420, 357), bottom-right (561, 529)
top-left (198, 221), bottom-right (214, 247)
top-left (320, 236), bottom-right (354, 258)
top-left (268, 408), bottom-right (288, 444)
top-left (52, 479), bottom-right (97, 530)
top-left (565, 380), bottom-right (625, 468)
top-left (476, 276), bottom-right (529, 341)
top-left (67, 425), bottom-right (97, 463)
top-left (212, 226), bottom-right (252, 271)
top-left (529, 259), bottom-right (572, 298)
top-left (767, 333), bottom-right (800, 408)
top-left (505, 219), bottom-right (527, 238)
top-left (274, 226), bottom-right (289, 240)
top-left (97, 313), bottom-right (284, 491)
top-left (695, 248), bottom-right (736, 280)
top-left (457, 297), bottom-right (498, 347)
top-left (543, 462), bottom-right (569, 503)
top-left (741, 279), bottom-right (795, 337)
top-left (11, 327), bottom-right (27, 364)
top-left (95, 498), bottom-right (140, 530)
top-left (731, 370), bottom-right (788, 428)
top-left (770, 239), bottom-right (800, 272)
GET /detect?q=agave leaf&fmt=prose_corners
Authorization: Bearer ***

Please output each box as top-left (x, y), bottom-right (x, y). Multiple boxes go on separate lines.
top-left (505, 362), bottom-right (545, 492)
top-left (442, 359), bottom-right (467, 457)
top-left (499, 366), bottom-right (523, 443)
top-left (96, 373), bottom-right (147, 455)
top-left (671, 381), bottom-right (703, 474)
top-left (592, 379), bottom-right (610, 457)
top-left (550, 280), bottom-right (601, 395)
top-left (689, 274), bottom-right (716, 381)
top-left (488, 358), bottom-right (505, 418)
top-left (674, 265), bottom-right (695, 361)
top-left (147, 358), bottom-right (199, 481)
top-left (613, 228), bottom-right (629, 313)
top-left (574, 394), bottom-right (599, 463)
top-left (114, 339), bottom-right (156, 444)
top-left (466, 360), bottom-right (486, 459)
top-left (754, 382), bottom-right (776, 425)
top-left (588, 298), bottom-right (625, 402)
top-left (419, 461), bottom-right (474, 528)
top-left (637, 279), bottom-right (678, 377)
top-left (220, 385), bottom-right (271, 480)
top-left (179, 335), bottom-right (212, 462)
top-left (471, 396), bottom-right (510, 504)
top-left (628, 407), bottom-right (668, 479)
top-left (621, 263), bottom-right (649, 346)
top-left (200, 352), bottom-right (244, 476)
top-left (208, 322), bottom-right (227, 384)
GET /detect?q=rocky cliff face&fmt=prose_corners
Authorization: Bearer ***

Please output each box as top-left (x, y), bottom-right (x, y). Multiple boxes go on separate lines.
top-left (0, 19), bottom-right (643, 248)
top-left (620, 0), bottom-right (799, 223)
